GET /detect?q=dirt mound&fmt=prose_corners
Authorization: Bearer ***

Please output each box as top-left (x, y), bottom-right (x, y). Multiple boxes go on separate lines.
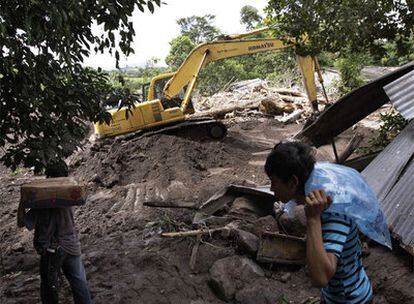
top-left (71, 132), bottom-right (267, 203)
top-left (1, 113), bottom-right (414, 303)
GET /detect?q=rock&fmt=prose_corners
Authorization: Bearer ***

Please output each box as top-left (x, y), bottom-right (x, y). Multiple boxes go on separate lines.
top-left (103, 174), bottom-right (119, 188)
top-left (236, 229), bottom-right (259, 255)
top-left (91, 174), bottom-right (102, 184)
top-left (278, 205), bottom-right (307, 237)
top-left (280, 272), bottom-right (292, 283)
top-left (253, 215), bottom-right (279, 236)
top-left (10, 242), bottom-right (25, 253)
top-left (209, 256), bottom-right (264, 301)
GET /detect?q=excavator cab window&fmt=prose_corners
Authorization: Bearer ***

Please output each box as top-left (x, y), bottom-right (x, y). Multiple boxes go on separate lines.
top-left (154, 76), bottom-right (176, 100)
top-left (144, 75), bottom-right (194, 114)
top-left (154, 77), bottom-right (192, 110)
top-left (142, 83), bottom-right (150, 102)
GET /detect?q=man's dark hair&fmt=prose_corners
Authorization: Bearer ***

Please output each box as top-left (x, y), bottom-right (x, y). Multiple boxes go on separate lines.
top-left (265, 141), bottom-right (315, 191)
top-left (45, 159), bottom-right (69, 178)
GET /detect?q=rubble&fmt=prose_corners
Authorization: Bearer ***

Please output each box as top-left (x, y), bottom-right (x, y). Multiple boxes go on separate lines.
top-left (195, 78), bottom-right (316, 123)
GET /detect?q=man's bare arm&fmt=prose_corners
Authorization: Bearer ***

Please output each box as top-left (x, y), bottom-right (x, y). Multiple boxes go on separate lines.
top-left (305, 190), bottom-right (336, 287)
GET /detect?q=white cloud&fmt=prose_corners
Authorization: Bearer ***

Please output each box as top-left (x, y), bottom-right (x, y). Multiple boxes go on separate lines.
top-left (83, 0), bottom-right (268, 69)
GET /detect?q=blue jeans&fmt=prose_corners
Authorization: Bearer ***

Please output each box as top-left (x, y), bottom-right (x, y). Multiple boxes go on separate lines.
top-left (40, 249), bottom-right (92, 304)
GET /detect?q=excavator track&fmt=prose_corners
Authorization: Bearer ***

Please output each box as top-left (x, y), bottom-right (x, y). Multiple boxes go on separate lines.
top-left (115, 118), bottom-right (227, 142)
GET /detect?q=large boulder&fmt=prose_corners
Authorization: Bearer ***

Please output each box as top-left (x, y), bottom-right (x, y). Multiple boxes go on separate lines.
top-left (209, 256), bottom-right (264, 301)
top-left (235, 229), bottom-right (260, 256)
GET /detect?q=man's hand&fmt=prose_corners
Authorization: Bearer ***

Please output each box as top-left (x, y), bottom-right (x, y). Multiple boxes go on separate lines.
top-left (305, 189), bottom-right (332, 219)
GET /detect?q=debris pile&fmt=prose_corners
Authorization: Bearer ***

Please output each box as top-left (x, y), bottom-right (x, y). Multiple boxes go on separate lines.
top-left (159, 184), bottom-right (314, 303)
top-left (195, 79), bottom-right (316, 124)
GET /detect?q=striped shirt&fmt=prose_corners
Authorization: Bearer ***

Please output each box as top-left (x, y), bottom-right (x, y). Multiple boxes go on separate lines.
top-left (321, 212), bottom-right (373, 304)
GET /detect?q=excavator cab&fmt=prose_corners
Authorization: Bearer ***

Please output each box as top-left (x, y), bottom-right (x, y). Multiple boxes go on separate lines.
top-left (145, 73), bottom-right (194, 114)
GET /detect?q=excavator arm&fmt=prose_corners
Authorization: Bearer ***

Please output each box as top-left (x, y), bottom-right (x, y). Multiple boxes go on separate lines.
top-left (162, 29), bottom-right (319, 112)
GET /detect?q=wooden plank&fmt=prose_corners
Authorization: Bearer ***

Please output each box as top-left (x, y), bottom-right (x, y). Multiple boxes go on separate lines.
top-left (143, 201), bottom-right (197, 209)
top-left (189, 234), bottom-right (202, 271)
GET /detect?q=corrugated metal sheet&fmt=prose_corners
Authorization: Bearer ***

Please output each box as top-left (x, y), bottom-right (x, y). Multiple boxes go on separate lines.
top-left (384, 69), bottom-right (414, 119)
top-left (362, 120), bottom-right (414, 255)
top-left (296, 63), bottom-right (414, 146)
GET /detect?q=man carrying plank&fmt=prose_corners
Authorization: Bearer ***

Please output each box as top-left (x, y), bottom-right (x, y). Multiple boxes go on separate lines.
top-left (17, 160), bottom-right (91, 304)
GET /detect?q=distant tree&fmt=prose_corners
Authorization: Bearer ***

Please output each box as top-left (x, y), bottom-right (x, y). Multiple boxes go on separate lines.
top-left (334, 52), bottom-right (370, 94)
top-left (240, 5), bottom-right (263, 30)
top-left (165, 35), bottom-right (196, 69)
top-left (376, 34), bottom-right (414, 66)
top-left (0, 0), bottom-right (161, 172)
top-left (266, 0), bottom-right (413, 93)
top-left (265, 0), bottom-right (414, 55)
top-left (198, 59), bottom-right (249, 95)
top-left (177, 15), bottom-right (221, 44)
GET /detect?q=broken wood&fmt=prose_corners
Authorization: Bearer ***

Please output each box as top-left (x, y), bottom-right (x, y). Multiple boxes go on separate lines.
top-left (273, 88), bottom-right (304, 97)
top-left (189, 234), bottom-right (201, 271)
top-left (279, 95), bottom-right (307, 103)
top-left (161, 223), bottom-right (237, 238)
top-left (276, 109), bottom-right (305, 124)
top-left (143, 200), bottom-right (196, 209)
top-left (337, 133), bottom-right (364, 164)
top-left (257, 232), bottom-right (306, 265)
top-left (193, 103), bottom-right (259, 118)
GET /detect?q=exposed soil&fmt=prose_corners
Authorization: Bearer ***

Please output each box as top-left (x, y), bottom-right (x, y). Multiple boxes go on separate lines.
top-left (1, 106), bottom-right (413, 303)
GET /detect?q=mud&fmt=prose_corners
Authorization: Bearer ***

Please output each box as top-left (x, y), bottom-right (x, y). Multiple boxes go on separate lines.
top-left (1, 114), bottom-right (413, 304)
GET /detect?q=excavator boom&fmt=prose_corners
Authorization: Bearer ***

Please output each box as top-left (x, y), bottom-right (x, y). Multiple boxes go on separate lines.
top-left (163, 37), bottom-right (317, 112)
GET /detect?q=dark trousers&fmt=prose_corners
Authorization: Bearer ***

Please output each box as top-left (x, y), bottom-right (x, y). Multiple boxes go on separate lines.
top-left (40, 249), bottom-right (91, 304)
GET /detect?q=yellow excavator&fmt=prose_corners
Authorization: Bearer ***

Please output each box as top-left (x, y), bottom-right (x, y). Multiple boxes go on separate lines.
top-left (94, 27), bottom-right (323, 140)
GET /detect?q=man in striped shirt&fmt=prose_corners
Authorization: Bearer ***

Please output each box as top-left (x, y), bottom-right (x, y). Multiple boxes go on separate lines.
top-left (265, 142), bottom-right (374, 304)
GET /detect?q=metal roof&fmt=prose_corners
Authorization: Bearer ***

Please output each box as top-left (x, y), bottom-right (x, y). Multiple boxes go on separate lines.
top-left (362, 120), bottom-right (414, 255)
top-left (384, 69), bottom-right (414, 120)
top-left (296, 63), bottom-right (414, 146)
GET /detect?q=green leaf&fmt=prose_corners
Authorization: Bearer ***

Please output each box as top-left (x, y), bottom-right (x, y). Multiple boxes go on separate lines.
top-left (137, 3), bottom-right (144, 12)
top-left (147, 1), bottom-right (154, 14)
top-left (108, 31), bottom-right (115, 43)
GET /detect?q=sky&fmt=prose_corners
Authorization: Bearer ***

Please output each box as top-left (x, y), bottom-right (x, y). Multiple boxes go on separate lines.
top-left (83, 0), bottom-right (269, 69)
